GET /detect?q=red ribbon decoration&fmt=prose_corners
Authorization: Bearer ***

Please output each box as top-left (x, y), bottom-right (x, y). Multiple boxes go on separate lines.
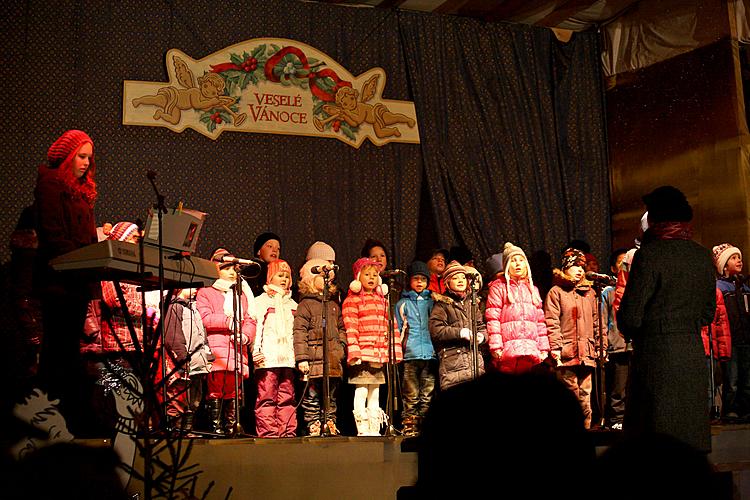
top-left (309, 68), bottom-right (352, 102)
top-left (212, 45), bottom-right (354, 103)
top-left (210, 62), bottom-right (243, 73)
top-left (264, 46), bottom-right (309, 82)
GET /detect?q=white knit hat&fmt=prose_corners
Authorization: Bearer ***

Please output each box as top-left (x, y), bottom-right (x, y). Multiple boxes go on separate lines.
top-left (712, 243), bottom-right (741, 276)
top-left (306, 241), bottom-right (336, 262)
top-left (502, 242), bottom-right (539, 305)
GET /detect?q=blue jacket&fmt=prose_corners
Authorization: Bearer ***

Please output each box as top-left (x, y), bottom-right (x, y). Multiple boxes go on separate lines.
top-left (396, 289), bottom-right (436, 361)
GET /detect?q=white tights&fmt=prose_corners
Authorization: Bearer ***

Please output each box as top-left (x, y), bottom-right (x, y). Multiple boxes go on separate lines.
top-left (353, 384), bottom-right (380, 413)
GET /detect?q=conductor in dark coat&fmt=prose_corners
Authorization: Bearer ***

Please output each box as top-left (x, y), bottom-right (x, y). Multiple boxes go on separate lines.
top-left (618, 186), bottom-right (716, 452)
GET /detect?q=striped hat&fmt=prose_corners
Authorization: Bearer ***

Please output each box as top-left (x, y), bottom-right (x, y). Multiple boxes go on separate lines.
top-left (107, 222), bottom-right (139, 242)
top-left (442, 260), bottom-right (466, 284)
top-left (47, 130), bottom-right (94, 169)
top-left (267, 259), bottom-right (292, 284)
top-left (210, 247), bottom-right (235, 269)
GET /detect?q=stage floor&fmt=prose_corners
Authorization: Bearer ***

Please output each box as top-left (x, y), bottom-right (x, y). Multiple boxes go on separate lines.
top-left (114, 424), bottom-right (750, 499)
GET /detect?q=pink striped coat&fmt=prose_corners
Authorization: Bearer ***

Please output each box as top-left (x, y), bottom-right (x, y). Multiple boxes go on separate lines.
top-left (342, 290), bottom-right (402, 364)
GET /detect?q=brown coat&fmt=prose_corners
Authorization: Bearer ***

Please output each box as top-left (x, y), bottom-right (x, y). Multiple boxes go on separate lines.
top-left (293, 292), bottom-right (347, 378)
top-left (544, 270), bottom-right (605, 368)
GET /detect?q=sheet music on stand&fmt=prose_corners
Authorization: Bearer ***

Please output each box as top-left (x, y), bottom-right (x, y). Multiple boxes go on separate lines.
top-left (143, 206), bottom-right (207, 255)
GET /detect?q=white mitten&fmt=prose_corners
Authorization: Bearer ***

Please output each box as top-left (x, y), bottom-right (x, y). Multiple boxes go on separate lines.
top-left (460, 328), bottom-right (472, 340)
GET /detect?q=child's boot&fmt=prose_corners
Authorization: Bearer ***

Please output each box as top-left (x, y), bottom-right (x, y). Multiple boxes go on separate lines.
top-left (222, 399), bottom-right (242, 437)
top-left (401, 415), bottom-right (417, 437)
top-left (207, 399), bottom-right (224, 436)
top-left (367, 407), bottom-right (384, 436)
top-left (353, 409), bottom-right (369, 436)
top-left (308, 420), bottom-right (321, 437)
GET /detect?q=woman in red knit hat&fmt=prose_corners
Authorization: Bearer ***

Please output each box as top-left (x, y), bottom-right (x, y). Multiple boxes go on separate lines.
top-left (34, 129), bottom-right (99, 434)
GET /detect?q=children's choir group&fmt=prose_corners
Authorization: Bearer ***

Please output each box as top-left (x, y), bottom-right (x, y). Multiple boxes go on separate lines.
top-left (19, 130), bottom-right (750, 441)
top-left (72, 218), bottom-right (747, 438)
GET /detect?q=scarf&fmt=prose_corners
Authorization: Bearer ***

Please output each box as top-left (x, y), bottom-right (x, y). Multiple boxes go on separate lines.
top-left (256, 284), bottom-right (293, 363)
top-left (212, 278), bottom-right (253, 320)
top-left (646, 221), bottom-right (693, 241)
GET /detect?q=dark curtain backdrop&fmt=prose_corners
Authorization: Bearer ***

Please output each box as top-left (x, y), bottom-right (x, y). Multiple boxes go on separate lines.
top-left (398, 12), bottom-right (609, 266)
top-left (0, 0), bottom-right (607, 296)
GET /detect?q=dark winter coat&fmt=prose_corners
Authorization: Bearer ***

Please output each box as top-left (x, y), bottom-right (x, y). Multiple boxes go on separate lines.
top-left (716, 277), bottom-right (750, 346)
top-left (545, 270), bottom-right (605, 368)
top-left (293, 291), bottom-right (347, 378)
top-left (33, 165), bottom-right (97, 295)
top-left (429, 291), bottom-right (486, 390)
top-left (618, 236), bottom-right (716, 452)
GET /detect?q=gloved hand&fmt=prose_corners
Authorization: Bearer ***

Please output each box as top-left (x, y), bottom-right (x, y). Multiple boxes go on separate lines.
top-left (477, 332), bottom-right (485, 344)
top-left (298, 361), bottom-right (310, 374)
top-left (202, 344), bottom-right (215, 362)
top-left (370, 362), bottom-right (383, 369)
top-left (350, 357), bottom-right (362, 366)
top-left (492, 348), bottom-right (503, 359)
top-left (252, 351), bottom-right (265, 366)
top-left (549, 350), bottom-right (562, 367)
top-left (226, 317), bottom-right (236, 331)
top-left (460, 328), bottom-right (472, 340)
top-left (229, 333), bottom-right (249, 345)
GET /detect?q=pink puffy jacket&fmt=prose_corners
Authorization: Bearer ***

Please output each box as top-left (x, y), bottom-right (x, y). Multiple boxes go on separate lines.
top-left (196, 286), bottom-right (256, 377)
top-left (485, 277), bottom-right (549, 372)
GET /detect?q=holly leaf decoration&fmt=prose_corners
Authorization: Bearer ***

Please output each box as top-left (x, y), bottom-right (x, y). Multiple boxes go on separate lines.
top-left (230, 53), bottom-right (244, 66)
top-left (252, 45), bottom-right (266, 59)
top-left (315, 76), bottom-right (335, 93)
top-left (341, 123), bottom-right (357, 141)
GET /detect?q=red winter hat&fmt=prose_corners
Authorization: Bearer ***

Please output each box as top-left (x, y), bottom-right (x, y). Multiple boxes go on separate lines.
top-left (349, 257), bottom-right (384, 294)
top-left (47, 130), bottom-right (94, 169)
top-left (267, 259), bottom-right (292, 284)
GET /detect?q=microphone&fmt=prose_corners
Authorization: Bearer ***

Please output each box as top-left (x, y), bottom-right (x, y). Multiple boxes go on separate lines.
top-left (311, 264), bottom-right (339, 274)
top-left (585, 271), bottom-right (616, 286)
top-left (221, 255), bottom-right (261, 267)
top-left (381, 269), bottom-right (406, 278)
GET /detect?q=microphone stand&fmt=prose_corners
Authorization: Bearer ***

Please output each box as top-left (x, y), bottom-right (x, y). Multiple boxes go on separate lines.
top-left (592, 280), bottom-right (607, 429)
top-left (228, 268), bottom-right (250, 437)
top-left (707, 321), bottom-right (720, 420)
top-left (467, 274), bottom-right (480, 381)
top-left (320, 268), bottom-right (334, 436)
top-left (146, 171), bottom-right (169, 431)
top-left (384, 273), bottom-right (402, 437)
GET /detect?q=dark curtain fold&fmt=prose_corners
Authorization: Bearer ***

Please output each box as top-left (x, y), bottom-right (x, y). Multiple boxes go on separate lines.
top-left (1, 0), bottom-right (607, 287)
top-left (1, 0), bottom-right (422, 285)
top-left (397, 12), bottom-right (609, 267)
